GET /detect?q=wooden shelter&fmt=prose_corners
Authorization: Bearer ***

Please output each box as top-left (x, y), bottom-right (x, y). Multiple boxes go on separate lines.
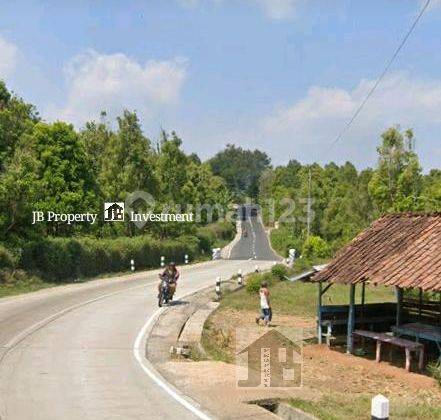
top-left (311, 212), bottom-right (441, 363)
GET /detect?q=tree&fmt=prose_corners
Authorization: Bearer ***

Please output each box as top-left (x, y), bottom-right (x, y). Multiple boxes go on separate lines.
top-left (422, 169), bottom-right (441, 211)
top-left (31, 122), bottom-right (99, 235)
top-left (100, 110), bottom-right (158, 200)
top-left (369, 127), bottom-right (423, 212)
top-left (0, 135), bottom-right (40, 239)
top-left (208, 144), bottom-right (271, 199)
top-left (0, 81), bottom-right (38, 172)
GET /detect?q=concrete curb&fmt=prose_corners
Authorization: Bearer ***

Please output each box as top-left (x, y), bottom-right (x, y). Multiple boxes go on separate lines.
top-left (135, 283), bottom-right (217, 420)
top-left (178, 302), bottom-right (219, 346)
top-left (221, 221), bottom-right (242, 259)
top-left (264, 220), bottom-right (286, 262)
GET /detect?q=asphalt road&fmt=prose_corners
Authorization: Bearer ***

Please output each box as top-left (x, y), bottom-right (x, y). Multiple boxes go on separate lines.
top-left (0, 255), bottom-right (276, 419)
top-left (229, 212), bottom-right (281, 261)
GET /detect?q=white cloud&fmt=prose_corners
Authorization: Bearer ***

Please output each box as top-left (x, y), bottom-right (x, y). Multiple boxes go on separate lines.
top-left (58, 51), bottom-right (187, 126)
top-left (251, 0), bottom-right (299, 20)
top-left (262, 72), bottom-right (441, 165)
top-left (0, 36), bottom-right (18, 79)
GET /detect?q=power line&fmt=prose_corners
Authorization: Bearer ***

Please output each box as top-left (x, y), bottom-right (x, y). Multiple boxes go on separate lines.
top-left (326, 0), bottom-right (431, 153)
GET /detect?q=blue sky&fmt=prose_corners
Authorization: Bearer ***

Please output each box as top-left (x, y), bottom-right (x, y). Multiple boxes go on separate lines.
top-left (1, 0), bottom-right (441, 170)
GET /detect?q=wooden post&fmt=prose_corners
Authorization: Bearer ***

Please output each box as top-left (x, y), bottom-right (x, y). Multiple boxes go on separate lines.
top-left (405, 348), bottom-right (411, 372)
top-left (439, 292), bottom-right (441, 327)
top-left (396, 287), bottom-right (403, 327)
top-left (418, 288), bottom-right (423, 322)
top-left (317, 282), bottom-right (323, 345)
top-left (347, 284), bottom-right (356, 354)
top-left (418, 346), bottom-right (425, 371)
top-left (376, 340), bottom-right (382, 363)
top-left (361, 281), bottom-right (366, 305)
top-left (361, 281), bottom-right (366, 324)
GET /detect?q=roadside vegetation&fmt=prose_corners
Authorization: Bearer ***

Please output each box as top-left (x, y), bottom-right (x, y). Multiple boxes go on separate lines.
top-left (261, 128), bottom-right (440, 259)
top-left (0, 80), bottom-right (234, 293)
top-left (289, 394), bottom-right (441, 420)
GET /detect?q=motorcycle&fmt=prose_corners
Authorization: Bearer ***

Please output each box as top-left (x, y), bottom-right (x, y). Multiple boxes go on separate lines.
top-left (158, 275), bottom-right (173, 307)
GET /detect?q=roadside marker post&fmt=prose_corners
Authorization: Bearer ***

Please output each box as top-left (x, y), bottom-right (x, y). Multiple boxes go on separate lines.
top-left (237, 269), bottom-right (243, 286)
top-left (371, 394), bottom-right (389, 420)
top-left (212, 248), bottom-right (221, 260)
top-left (160, 256), bottom-right (165, 268)
top-left (130, 259), bottom-right (135, 272)
top-left (215, 277), bottom-right (221, 299)
top-left (184, 254), bottom-right (189, 264)
top-left (254, 265), bottom-right (259, 273)
top-left (288, 248), bottom-right (296, 266)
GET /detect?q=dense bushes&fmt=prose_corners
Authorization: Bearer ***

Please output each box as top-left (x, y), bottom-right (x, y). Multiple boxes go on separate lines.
top-left (20, 235), bottom-right (199, 281)
top-left (245, 272), bottom-right (273, 293)
top-left (301, 235), bottom-right (331, 259)
top-left (17, 221), bottom-right (235, 282)
top-left (269, 227), bottom-right (303, 258)
top-left (196, 221), bottom-right (235, 252)
top-left (271, 263), bottom-right (288, 280)
top-left (0, 244), bottom-right (15, 269)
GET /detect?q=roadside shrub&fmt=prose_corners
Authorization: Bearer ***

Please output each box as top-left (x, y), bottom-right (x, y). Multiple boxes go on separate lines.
top-left (17, 219), bottom-right (234, 282)
top-left (293, 257), bottom-right (314, 273)
top-left (21, 234), bottom-right (199, 281)
top-left (0, 244), bottom-right (16, 269)
top-left (302, 235), bottom-right (331, 259)
top-left (246, 272), bottom-right (272, 294)
top-left (197, 221), bottom-right (235, 251)
top-left (428, 362), bottom-right (441, 387)
top-left (270, 226), bottom-right (303, 257)
top-left (271, 263), bottom-right (288, 280)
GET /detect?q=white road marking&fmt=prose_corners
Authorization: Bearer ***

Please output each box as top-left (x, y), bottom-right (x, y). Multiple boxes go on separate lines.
top-left (133, 285), bottom-right (213, 420)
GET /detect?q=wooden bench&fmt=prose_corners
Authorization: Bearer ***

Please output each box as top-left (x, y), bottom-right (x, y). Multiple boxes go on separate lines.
top-left (318, 303), bottom-right (397, 346)
top-left (353, 329), bottom-right (424, 372)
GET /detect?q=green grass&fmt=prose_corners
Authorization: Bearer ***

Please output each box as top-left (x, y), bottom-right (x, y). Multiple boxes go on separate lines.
top-left (201, 319), bottom-right (234, 363)
top-left (219, 276), bottom-right (395, 318)
top-left (289, 394), bottom-right (441, 420)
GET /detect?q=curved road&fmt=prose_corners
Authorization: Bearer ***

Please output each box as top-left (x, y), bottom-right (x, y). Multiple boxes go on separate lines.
top-left (0, 219), bottom-right (277, 420)
top-left (229, 210), bottom-right (280, 261)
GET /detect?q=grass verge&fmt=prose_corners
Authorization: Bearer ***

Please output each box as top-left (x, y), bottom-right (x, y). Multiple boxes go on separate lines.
top-left (289, 394), bottom-right (441, 420)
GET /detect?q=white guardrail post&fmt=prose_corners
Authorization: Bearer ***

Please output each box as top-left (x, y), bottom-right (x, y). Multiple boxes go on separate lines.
top-left (212, 248), bottom-right (221, 260)
top-left (288, 248), bottom-right (296, 266)
top-left (184, 254), bottom-right (189, 264)
top-left (215, 276), bottom-right (221, 299)
top-left (371, 394), bottom-right (389, 420)
top-left (130, 259), bottom-right (135, 272)
top-left (160, 256), bottom-right (165, 267)
top-left (237, 269), bottom-right (243, 286)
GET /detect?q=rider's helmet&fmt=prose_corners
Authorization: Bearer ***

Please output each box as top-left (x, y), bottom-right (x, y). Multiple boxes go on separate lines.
top-left (169, 262), bottom-right (176, 269)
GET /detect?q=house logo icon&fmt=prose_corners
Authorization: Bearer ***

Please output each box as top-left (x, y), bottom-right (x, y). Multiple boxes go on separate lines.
top-left (104, 202), bottom-right (125, 222)
top-left (236, 328), bottom-right (302, 388)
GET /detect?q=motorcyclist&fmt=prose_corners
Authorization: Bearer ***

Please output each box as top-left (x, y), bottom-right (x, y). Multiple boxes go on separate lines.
top-left (158, 262), bottom-right (180, 299)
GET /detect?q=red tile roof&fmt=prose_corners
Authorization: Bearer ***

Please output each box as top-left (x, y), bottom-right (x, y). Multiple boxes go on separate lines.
top-left (312, 213), bottom-right (441, 291)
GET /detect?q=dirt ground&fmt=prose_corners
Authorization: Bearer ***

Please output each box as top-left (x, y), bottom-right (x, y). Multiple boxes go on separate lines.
top-left (177, 307), bottom-right (441, 417)
top-left (209, 308), bottom-right (441, 391)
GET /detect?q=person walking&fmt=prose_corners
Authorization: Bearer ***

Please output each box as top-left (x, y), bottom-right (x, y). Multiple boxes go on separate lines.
top-left (255, 281), bottom-right (272, 326)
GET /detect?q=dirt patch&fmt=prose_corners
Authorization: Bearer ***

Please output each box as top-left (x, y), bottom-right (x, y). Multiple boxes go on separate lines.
top-left (196, 307), bottom-right (441, 418)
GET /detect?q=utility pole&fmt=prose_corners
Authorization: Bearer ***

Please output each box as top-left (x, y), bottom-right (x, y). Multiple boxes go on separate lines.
top-left (307, 167), bottom-right (311, 239)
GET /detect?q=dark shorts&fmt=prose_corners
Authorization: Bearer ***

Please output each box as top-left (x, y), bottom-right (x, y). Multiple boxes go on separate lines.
top-left (261, 308), bottom-right (272, 322)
